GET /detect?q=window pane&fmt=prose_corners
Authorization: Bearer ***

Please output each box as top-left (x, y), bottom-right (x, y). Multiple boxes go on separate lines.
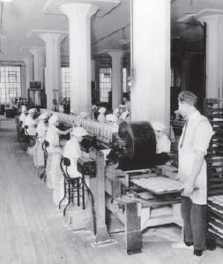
top-left (61, 67), bottom-right (70, 100)
top-left (99, 68), bottom-right (111, 103)
top-left (0, 66), bottom-right (21, 104)
top-left (123, 68), bottom-right (127, 93)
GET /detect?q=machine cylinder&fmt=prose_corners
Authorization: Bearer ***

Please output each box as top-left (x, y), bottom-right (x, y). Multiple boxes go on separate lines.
top-left (115, 121), bottom-right (156, 170)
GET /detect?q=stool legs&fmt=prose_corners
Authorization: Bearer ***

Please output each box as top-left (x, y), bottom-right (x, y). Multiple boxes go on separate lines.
top-left (59, 177), bottom-right (86, 216)
top-left (82, 177), bottom-right (85, 210)
top-left (77, 178), bottom-right (80, 206)
top-left (63, 183), bottom-right (71, 216)
top-left (59, 179), bottom-right (67, 210)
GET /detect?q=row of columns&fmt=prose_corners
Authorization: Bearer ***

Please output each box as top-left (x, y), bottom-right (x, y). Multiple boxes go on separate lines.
top-left (22, 2), bottom-right (223, 127)
top-left (23, 2), bottom-right (126, 113)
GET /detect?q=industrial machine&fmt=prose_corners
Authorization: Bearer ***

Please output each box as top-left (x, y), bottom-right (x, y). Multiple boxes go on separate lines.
top-left (86, 120), bottom-right (182, 254)
top-left (39, 111), bottom-right (182, 253)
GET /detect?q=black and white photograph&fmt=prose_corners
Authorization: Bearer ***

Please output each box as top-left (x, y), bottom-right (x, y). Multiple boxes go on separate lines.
top-left (0, 0), bottom-right (223, 263)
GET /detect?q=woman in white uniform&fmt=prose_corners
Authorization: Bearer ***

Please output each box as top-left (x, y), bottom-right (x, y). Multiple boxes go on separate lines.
top-left (18, 105), bottom-right (27, 142)
top-left (24, 108), bottom-right (38, 155)
top-left (152, 121), bottom-right (171, 165)
top-left (45, 114), bottom-right (72, 205)
top-left (24, 108), bottom-right (38, 136)
top-left (61, 127), bottom-right (88, 206)
top-left (63, 127), bottom-right (88, 178)
top-left (97, 107), bottom-right (106, 123)
top-left (19, 105), bottom-right (27, 128)
top-left (33, 112), bottom-right (50, 168)
top-left (152, 121), bottom-right (171, 154)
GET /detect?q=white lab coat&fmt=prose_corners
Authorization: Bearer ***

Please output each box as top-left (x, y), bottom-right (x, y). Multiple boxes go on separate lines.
top-left (178, 111), bottom-right (213, 204)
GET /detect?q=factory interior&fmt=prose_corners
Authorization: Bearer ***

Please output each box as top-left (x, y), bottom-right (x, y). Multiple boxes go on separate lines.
top-left (0, 0), bottom-right (223, 263)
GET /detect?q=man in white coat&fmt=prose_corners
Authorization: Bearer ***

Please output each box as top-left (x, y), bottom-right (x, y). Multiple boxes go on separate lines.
top-left (172, 91), bottom-right (213, 262)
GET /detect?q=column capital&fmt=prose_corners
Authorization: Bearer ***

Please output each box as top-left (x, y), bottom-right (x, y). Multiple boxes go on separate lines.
top-left (29, 48), bottom-right (45, 82)
top-left (29, 47), bottom-right (45, 57)
top-left (196, 9), bottom-right (223, 25)
top-left (39, 32), bottom-right (67, 44)
top-left (45, 0), bottom-right (120, 17)
top-left (60, 3), bottom-right (98, 20)
top-left (103, 50), bottom-right (125, 60)
top-left (22, 56), bottom-right (32, 65)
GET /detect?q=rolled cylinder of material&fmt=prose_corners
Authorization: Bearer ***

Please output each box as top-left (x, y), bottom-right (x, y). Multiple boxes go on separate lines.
top-left (116, 121), bottom-right (156, 170)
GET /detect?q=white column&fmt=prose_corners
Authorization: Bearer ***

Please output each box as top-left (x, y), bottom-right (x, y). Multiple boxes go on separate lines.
top-left (131, 0), bottom-right (170, 129)
top-left (39, 33), bottom-right (66, 110)
top-left (29, 48), bottom-right (45, 85)
top-left (200, 17), bottom-right (219, 98)
top-left (219, 23), bottom-right (223, 99)
top-left (198, 12), bottom-right (223, 99)
top-left (60, 3), bottom-right (98, 114)
top-left (22, 57), bottom-right (33, 97)
top-left (106, 51), bottom-right (124, 109)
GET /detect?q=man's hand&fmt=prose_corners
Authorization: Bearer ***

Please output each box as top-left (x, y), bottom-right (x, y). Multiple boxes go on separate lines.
top-left (182, 181), bottom-right (194, 196)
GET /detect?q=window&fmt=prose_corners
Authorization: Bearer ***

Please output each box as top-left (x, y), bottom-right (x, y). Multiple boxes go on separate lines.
top-left (61, 67), bottom-right (70, 99)
top-left (171, 56), bottom-right (181, 88)
top-left (60, 67), bottom-right (127, 104)
top-left (171, 67), bottom-right (181, 87)
top-left (8, 72), bottom-right (17, 83)
top-left (99, 68), bottom-right (111, 103)
top-left (0, 66), bottom-right (21, 104)
top-left (99, 67), bottom-right (127, 103)
top-left (123, 68), bottom-right (127, 93)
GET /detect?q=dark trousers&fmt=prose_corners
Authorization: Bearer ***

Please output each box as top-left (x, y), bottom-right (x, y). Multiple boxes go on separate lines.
top-left (181, 196), bottom-right (207, 251)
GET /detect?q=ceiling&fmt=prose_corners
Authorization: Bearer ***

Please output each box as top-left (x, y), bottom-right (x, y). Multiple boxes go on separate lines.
top-left (0, 0), bottom-right (223, 64)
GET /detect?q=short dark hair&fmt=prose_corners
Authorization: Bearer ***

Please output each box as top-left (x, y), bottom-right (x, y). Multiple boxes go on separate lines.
top-left (178, 91), bottom-right (197, 106)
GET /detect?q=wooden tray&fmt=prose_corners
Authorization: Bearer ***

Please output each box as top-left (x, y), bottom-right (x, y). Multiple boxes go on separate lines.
top-left (130, 176), bottom-right (184, 195)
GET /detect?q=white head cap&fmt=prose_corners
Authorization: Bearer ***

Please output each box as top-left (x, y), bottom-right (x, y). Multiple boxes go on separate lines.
top-left (28, 108), bottom-right (37, 114)
top-left (70, 108), bottom-right (75, 114)
top-left (21, 105), bottom-right (27, 113)
top-left (48, 114), bottom-right (58, 126)
top-left (91, 105), bottom-right (97, 110)
top-left (106, 114), bottom-right (118, 122)
top-left (38, 112), bottom-right (50, 120)
top-left (80, 112), bottom-right (90, 118)
top-left (98, 107), bottom-right (106, 114)
top-left (119, 104), bottom-right (125, 109)
top-left (71, 127), bottom-right (88, 137)
top-left (113, 108), bottom-right (119, 115)
top-left (120, 111), bottom-right (129, 119)
top-left (152, 121), bottom-right (166, 132)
